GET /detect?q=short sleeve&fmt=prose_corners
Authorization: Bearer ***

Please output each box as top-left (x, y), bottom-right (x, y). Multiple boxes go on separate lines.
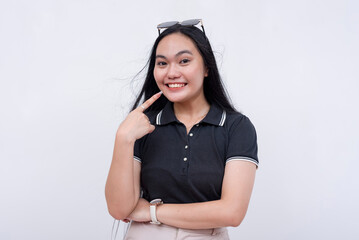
top-left (133, 138), bottom-right (142, 163)
top-left (133, 110), bottom-right (158, 164)
top-left (226, 115), bottom-right (259, 168)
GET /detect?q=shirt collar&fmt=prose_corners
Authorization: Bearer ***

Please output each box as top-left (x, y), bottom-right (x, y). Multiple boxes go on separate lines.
top-left (156, 102), bottom-right (226, 127)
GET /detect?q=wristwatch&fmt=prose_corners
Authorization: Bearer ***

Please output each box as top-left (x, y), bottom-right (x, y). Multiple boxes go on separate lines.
top-left (149, 198), bottom-right (163, 224)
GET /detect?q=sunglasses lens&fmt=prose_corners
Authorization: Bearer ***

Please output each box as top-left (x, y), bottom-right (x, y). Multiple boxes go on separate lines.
top-left (157, 21), bottom-right (179, 28)
top-left (180, 19), bottom-right (201, 26)
top-left (156, 19), bottom-right (204, 36)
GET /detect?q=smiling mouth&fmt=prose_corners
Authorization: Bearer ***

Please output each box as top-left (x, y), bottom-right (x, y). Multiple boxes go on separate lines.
top-left (166, 83), bottom-right (187, 88)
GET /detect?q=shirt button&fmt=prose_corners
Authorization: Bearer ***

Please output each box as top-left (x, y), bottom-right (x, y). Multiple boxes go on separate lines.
top-left (189, 133), bottom-right (193, 137)
top-left (196, 124), bottom-right (199, 127)
top-left (185, 145), bottom-right (188, 149)
top-left (184, 157), bottom-right (187, 161)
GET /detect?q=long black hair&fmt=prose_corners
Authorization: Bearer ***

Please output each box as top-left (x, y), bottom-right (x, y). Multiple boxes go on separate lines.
top-left (131, 24), bottom-right (236, 113)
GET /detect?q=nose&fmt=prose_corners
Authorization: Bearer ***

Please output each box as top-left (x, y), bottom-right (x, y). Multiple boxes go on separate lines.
top-left (167, 64), bottom-right (181, 79)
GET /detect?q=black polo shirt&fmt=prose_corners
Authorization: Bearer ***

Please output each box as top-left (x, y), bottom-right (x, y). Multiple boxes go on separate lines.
top-left (134, 102), bottom-right (258, 204)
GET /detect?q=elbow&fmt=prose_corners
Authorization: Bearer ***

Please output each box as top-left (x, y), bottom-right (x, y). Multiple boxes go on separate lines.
top-left (228, 216), bottom-right (244, 227)
top-left (106, 198), bottom-right (138, 220)
top-left (105, 190), bottom-right (137, 220)
top-left (107, 206), bottom-right (130, 220)
top-left (224, 209), bottom-right (246, 227)
top-left (106, 197), bottom-right (135, 221)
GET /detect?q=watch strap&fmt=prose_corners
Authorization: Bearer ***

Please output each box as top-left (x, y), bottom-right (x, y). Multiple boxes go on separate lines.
top-left (149, 198), bottom-right (163, 224)
top-left (150, 205), bottom-right (160, 224)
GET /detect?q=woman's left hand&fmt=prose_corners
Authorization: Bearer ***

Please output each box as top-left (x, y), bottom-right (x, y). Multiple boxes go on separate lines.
top-left (124, 198), bottom-right (151, 223)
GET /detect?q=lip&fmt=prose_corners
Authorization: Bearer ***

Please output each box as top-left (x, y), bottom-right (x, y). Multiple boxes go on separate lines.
top-left (165, 82), bottom-right (187, 91)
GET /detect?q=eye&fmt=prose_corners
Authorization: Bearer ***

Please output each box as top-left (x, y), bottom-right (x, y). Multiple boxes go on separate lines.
top-left (156, 61), bottom-right (167, 66)
top-left (180, 58), bottom-right (190, 64)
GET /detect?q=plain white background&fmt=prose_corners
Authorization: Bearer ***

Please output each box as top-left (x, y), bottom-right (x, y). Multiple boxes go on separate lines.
top-left (1, 0), bottom-right (358, 239)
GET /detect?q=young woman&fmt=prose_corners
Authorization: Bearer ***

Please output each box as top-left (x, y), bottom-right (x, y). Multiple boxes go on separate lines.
top-left (105, 19), bottom-right (259, 239)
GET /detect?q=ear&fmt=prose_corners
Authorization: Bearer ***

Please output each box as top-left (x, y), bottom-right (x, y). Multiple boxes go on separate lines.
top-left (204, 67), bottom-right (209, 77)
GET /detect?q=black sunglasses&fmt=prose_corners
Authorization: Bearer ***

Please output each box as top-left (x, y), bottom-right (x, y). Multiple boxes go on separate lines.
top-left (157, 19), bottom-right (205, 35)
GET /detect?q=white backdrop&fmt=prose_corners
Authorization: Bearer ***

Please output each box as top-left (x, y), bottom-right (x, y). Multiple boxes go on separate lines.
top-left (1, 0), bottom-right (358, 239)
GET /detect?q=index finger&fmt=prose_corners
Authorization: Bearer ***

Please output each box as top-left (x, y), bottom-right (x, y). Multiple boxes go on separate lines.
top-left (137, 92), bottom-right (162, 112)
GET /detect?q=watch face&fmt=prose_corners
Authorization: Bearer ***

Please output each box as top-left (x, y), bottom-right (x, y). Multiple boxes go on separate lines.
top-left (150, 198), bottom-right (163, 204)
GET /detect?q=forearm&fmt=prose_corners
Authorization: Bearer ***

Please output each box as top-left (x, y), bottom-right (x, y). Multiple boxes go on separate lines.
top-left (152, 162), bottom-right (256, 229)
top-left (127, 163), bottom-right (255, 228)
top-left (156, 199), bottom-right (247, 229)
top-left (105, 92), bottom-right (161, 220)
top-left (105, 133), bottom-right (139, 219)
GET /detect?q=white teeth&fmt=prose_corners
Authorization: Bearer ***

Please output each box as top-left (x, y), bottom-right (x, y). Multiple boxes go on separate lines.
top-left (168, 83), bottom-right (185, 88)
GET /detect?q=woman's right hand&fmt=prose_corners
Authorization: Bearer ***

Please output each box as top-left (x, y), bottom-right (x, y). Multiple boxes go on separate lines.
top-left (116, 92), bottom-right (162, 143)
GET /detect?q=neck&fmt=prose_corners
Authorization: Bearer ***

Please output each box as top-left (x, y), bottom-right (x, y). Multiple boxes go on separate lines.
top-left (173, 97), bottom-right (210, 121)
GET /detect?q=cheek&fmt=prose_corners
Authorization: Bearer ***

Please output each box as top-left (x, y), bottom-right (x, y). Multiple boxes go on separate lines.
top-left (186, 67), bottom-right (205, 83)
top-left (153, 68), bottom-right (164, 82)
top-left (153, 69), bottom-right (165, 90)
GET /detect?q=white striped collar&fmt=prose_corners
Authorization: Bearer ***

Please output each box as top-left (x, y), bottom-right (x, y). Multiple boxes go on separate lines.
top-left (155, 102), bottom-right (226, 127)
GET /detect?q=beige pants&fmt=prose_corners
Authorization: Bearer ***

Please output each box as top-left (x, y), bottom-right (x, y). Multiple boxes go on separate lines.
top-left (124, 221), bottom-right (229, 240)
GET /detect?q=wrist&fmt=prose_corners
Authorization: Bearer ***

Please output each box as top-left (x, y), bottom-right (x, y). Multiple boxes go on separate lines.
top-left (155, 203), bottom-right (163, 223)
top-left (149, 199), bottom-right (163, 224)
top-left (116, 129), bottom-right (136, 145)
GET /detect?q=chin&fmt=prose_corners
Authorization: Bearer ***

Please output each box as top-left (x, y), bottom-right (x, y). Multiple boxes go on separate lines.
top-left (162, 92), bottom-right (186, 103)
top-left (165, 96), bottom-right (184, 103)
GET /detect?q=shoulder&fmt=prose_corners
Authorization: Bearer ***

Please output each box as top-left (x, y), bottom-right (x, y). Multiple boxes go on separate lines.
top-left (223, 110), bottom-right (259, 165)
top-left (224, 111), bottom-right (256, 131)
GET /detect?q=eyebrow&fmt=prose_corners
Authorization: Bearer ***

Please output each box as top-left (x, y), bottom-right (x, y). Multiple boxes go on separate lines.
top-left (155, 50), bottom-right (193, 59)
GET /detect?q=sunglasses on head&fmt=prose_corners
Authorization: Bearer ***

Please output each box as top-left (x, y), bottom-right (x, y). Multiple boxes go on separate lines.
top-left (157, 19), bottom-right (205, 35)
